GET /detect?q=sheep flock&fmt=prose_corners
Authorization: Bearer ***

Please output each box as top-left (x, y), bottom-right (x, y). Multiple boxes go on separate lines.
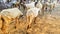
top-left (0, 1), bottom-right (60, 34)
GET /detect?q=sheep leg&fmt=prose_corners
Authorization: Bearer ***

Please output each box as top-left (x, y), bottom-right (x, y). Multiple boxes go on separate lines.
top-left (26, 16), bottom-right (31, 28)
top-left (34, 17), bottom-right (37, 24)
top-left (27, 16), bottom-right (30, 24)
top-left (27, 16), bottom-right (33, 29)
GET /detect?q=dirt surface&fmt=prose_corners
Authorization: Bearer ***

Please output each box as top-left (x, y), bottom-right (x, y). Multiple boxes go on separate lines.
top-left (0, 15), bottom-right (60, 34)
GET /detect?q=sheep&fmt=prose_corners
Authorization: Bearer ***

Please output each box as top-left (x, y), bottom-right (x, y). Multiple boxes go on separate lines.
top-left (35, 1), bottom-right (43, 15)
top-left (0, 8), bottom-right (23, 23)
top-left (46, 1), bottom-right (57, 14)
top-left (24, 1), bottom-right (35, 10)
top-left (1, 8), bottom-right (23, 18)
top-left (35, 1), bottom-right (43, 9)
top-left (50, 1), bottom-right (57, 10)
top-left (26, 7), bottom-right (40, 26)
top-left (0, 8), bottom-right (23, 33)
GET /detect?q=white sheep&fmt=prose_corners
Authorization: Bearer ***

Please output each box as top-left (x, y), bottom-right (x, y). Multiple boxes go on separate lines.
top-left (35, 1), bottom-right (43, 14)
top-left (36, 1), bottom-right (43, 9)
top-left (0, 8), bottom-right (23, 24)
top-left (1, 8), bottom-right (23, 19)
top-left (26, 7), bottom-right (40, 25)
top-left (24, 2), bottom-right (35, 10)
top-left (51, 1), bottom-right (57, 9)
